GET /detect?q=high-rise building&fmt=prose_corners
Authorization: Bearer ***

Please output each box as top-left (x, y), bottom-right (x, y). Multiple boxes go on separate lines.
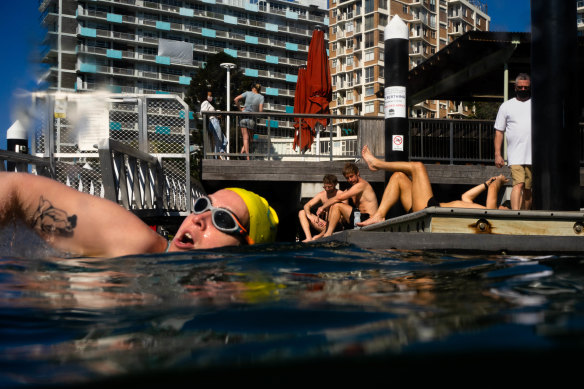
top-left (38, 0), bottom-right (328, 113)
top-left (328, 0), bottom-right (489, 122)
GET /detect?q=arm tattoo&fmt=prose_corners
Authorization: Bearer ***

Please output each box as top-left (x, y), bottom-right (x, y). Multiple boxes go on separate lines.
top-left (32, 196), bottom-right (77, 236)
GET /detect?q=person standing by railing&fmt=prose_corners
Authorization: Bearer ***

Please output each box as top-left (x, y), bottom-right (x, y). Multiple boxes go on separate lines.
top-left (494, 73), bottom-right (532, 210)
top-left (234, 83), bottom-right (264, 160)
top-left (201, 91), bottom-right (227, 158)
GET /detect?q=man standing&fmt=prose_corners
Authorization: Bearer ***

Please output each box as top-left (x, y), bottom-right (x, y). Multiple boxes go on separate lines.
top-left (494, 73), bottom-right (532, 210)
top-left (316, 163), bottom-right (378, 237)
top-left (298, 174), bottom-right (345, 242)
top-left (234, 83), bottom-right (264, 160)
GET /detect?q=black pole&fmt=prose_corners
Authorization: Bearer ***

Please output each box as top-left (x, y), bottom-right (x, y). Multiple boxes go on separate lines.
top-left (531, 0), bottom-right (580, 210)
top-left (384, 16), bottom-right (409, 183)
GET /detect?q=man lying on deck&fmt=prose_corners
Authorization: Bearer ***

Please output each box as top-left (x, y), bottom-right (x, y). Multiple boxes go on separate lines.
top-left (357, 145), bottom-right (509, 227)
top-left (0, 172), bottom-right (278, 257)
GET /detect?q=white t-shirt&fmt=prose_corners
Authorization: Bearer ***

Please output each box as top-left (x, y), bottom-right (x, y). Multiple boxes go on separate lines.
top-left (494, 97), bottom-right (531, 165)
top-left (200, 100), bottom-right (217, 120)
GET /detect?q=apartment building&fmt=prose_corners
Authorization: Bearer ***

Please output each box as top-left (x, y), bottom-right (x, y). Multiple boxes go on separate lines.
top-left (328, 0), bottom-right (489, 122)
top-left (38, 0), bottom-right (328, 113)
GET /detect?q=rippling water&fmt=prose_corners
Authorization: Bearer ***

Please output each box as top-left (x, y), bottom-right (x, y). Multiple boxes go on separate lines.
top-left (1, 226), bottom-right (584, 387)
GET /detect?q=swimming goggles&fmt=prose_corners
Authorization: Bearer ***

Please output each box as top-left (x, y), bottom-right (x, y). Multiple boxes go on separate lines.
top-left (193, 196), bottom-right (253, 245)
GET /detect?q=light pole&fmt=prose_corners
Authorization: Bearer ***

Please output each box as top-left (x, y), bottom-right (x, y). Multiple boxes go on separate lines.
top-left (220, 62), bottom-right (236, 154)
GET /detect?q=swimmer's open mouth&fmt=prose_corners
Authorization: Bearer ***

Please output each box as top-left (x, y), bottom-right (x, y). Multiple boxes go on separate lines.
top-left (180, 232), bottom-right (194, 244)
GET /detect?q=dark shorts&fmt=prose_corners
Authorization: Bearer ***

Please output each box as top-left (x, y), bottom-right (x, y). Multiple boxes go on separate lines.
top-left (344, 209), bottom-right (370, 229)
top-left (408, 197), bottom-right (440, 213)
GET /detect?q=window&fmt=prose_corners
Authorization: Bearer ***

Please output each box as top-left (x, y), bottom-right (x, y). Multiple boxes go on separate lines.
top-left (365, 31), bottom-right (375, 48)
top-left (365, 49), bottom-right (375, 62)
top-left (365, 85), bottom-right (374, 96)
top-left (364, 102), bottom-right (375, 113)
top-left (365, 67), bottom-right (374, 83)
top-left (365, 15), bottom-right (375, 30)
top-left (346, 56), bottom-right (353, 67)
top-left (365, 0), bottom-right (374, 14)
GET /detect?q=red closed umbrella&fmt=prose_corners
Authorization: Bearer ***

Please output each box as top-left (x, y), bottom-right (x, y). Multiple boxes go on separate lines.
top-left (304, 27), bottom-right (332, 136)
top-left (293, 66), bottom-right (313, 152)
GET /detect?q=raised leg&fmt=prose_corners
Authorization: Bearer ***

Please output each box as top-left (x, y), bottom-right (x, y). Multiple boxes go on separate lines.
top-left (358, 171), bottom-right (412, 227)
top-left (362, 145), bottom-right (434, 212)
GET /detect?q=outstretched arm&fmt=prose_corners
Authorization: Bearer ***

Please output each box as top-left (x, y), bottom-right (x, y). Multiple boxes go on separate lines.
top-left (0, 172), bottom-right (167, 257)
top-left (316, 184), bottom-right (361, 217)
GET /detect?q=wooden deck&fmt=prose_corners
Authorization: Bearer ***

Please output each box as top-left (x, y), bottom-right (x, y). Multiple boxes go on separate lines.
top-left (202, 159), bottom-right (515, 185)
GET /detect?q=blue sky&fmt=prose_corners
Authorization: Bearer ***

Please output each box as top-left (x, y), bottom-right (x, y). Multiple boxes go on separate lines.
top-left (0, 0), bottom-right (531, 149)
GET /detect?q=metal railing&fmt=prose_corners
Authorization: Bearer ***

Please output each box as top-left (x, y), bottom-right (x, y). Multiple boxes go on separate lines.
top-left (200, 112), bottom-right (584, 165)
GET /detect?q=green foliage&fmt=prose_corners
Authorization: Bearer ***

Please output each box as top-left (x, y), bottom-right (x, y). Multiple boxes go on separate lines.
top-left (185, 52), bottom-right (252, 180)
top-left (184, 52), bottom-right (252, 113)
top-left (470, 101), bottom-right (501, 120)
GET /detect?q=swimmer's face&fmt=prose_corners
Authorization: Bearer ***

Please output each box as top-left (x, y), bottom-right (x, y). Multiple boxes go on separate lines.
top-left (344, 172), bottom-right (359, 186)
top-left (169, 190), bottom-right (249, 251)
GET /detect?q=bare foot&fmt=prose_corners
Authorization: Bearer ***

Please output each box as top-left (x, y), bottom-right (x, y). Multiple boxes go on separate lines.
top-left (302, 237), bottom-right (313, 242)
top-left (357, 214), bottom-right (384, 227)
top-left (361, 145), bottom-right (379, 171)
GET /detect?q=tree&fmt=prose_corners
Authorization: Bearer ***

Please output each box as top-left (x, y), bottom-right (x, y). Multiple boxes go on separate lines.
top-left (184, 52), bottom-right (252, 114)
top-left (185, 52), bottom-right (252, 180)
top-left (470, 101), bottom-right (501, 120)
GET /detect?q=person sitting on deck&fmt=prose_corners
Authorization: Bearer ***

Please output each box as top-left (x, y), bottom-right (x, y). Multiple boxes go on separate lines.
top-left (357, 145), bottom-right (509, 228)
top-left (298, 174), bottom-right (347, 242)
top-left (0, 172), bottom-right (278, 257)
top-left (315, 162), bottom-right (378, 238)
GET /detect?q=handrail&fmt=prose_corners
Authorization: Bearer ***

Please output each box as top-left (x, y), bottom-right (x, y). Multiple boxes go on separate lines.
top-left (98, 139), bottom-right (205, 219)
top-left (0, 150), bottom-right (54, 177)
top-left (199, 112), bottom-right (584, 165)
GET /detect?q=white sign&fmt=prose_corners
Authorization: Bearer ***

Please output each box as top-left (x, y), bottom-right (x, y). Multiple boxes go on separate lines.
top-left (384, 86), bottom-right (406, 119)
top-left (74, 94), bottom-right (109, 151)
top-left (392, 135), bottom-right (404, 151)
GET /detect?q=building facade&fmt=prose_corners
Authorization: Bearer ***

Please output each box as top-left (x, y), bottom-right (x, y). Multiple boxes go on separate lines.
top-left (38, 0), bottom-right (328, 113)
top-left (328, 0), bottom-right (489, 122)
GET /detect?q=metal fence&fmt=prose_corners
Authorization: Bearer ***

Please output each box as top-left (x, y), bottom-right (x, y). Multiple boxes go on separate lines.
top-left (201, 112), bottom-right (584, 165)
top-left (30, 93), bottom-right (191, 203)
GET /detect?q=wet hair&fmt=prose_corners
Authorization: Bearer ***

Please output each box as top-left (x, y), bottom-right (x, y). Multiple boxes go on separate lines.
top-left (516, 73), bottom-right (530, 83)
top-left (253, 83), bottom-right (261, 92)
top-left (342, 162), bottom-right (359, 177)
top-left (323, 174), bottom-right (338, 186)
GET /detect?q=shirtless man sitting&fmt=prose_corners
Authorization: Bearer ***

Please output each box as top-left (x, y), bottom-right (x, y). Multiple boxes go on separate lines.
top-left (316, 162), bottom-right (378, 237)
top-left (358, 145), bottom-right (509, 227)
top-left (298, 174), bottom-right (346, 242)
top-left (0, 172), bottom-right (278, 257)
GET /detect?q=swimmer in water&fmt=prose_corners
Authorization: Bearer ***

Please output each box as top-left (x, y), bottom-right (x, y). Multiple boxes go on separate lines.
top-left (0, 172), bottom-right (278, 257)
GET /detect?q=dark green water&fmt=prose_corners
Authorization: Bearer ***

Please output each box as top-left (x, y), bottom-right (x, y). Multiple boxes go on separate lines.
top-left (1, 229), bottom-right (584, 387)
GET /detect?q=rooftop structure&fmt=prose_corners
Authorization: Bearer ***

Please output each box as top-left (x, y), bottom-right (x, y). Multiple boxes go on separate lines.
top-left (38, 0), bottom-right (328, 113)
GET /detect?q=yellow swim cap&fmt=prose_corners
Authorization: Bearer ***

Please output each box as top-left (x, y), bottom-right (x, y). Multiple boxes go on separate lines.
top-left (226, 188), bottom-right (278, 244)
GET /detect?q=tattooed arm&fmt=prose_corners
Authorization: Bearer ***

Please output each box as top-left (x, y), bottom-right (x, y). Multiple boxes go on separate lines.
top-left (0, 172), bottom-right (168, 257)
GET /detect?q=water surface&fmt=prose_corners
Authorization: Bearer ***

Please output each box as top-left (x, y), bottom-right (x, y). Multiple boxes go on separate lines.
top-left (1, 228), bottom-right (583, 386)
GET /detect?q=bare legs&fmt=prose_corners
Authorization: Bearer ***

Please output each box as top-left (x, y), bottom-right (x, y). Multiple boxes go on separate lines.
top-left (511, 183), bottom-right (532, 210)
top-left (358, 171), bottom-right (413, 227)
top-left (298, 210), bottom-right (326, 242)
top-left (240, 127), bottom-right (250, 160)
top-left (361, 145), bottom-right (434, 213)
top-left (323, 203), bottom-right (353, 237)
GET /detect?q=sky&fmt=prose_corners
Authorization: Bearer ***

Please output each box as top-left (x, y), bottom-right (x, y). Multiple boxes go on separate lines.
top-left (0, 0), bottom-right (531, 149)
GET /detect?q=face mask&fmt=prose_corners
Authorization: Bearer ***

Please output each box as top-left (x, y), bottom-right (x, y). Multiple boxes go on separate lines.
top-left (516, 89), bottom-right (530, 100)
top-left (207, 96), bottom-right (213, 102)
